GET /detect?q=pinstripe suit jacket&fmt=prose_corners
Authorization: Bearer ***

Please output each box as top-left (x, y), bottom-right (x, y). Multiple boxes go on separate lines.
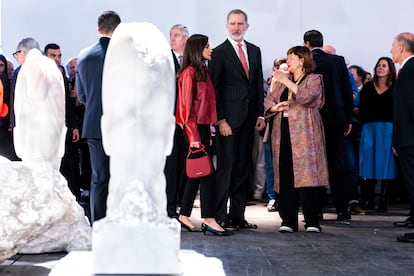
top-left (209, 39), bottom-right (264, 129)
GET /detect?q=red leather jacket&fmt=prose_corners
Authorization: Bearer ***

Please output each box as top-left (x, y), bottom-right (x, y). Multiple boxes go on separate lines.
top-left (176, 65), bottom-right (217, 143)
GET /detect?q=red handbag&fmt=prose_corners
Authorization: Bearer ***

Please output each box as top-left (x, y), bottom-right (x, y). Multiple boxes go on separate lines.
top-left (186, 144), bottom-right (213, 179)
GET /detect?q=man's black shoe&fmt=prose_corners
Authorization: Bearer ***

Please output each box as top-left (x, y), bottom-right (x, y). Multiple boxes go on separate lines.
top-left (237, 219), bottom-right (258, 229)
top-left (397, 232), bottom-right (414, 243)
top-left (337, 213), bottom-right (351, 221)
top-left (394, 217), bottom-right (413, 227)
top-left (222, 219), bottom-right (258, 229)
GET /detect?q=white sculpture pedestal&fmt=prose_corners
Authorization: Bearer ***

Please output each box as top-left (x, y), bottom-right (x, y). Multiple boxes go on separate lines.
top-left (49, 249), bottom-right (225, 276)
top-left (93, 220), bottom-right (181, 274)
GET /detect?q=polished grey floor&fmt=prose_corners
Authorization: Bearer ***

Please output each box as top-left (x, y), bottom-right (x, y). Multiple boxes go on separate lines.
top-left (1, 201), bottom-right (414, 276)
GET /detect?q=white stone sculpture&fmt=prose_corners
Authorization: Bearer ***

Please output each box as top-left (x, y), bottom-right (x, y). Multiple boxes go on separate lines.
top-left (94, 22), bottom-right (180, 274)
top-left (0, 49), bottom-right (91, 262)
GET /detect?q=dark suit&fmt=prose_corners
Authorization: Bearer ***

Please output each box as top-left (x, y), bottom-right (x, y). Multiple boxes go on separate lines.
top-left (209, 39), bottom-right (264, 222)
top-left (76, 37), bottom-right (111, 224)
top-left (312, 48), bottom-right (353, 216)
top-left (59, 66), bottom-right (81, 200)
top-left (164, 50), bottom-right (187, 218)
top-left (7, 67), bottom-right (21, 161)
top-left (393, 56), bottom-right (414, 217)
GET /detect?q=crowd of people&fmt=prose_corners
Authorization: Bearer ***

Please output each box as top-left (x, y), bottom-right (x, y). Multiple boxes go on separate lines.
top-left (1, 9), bottom-right (414, 242)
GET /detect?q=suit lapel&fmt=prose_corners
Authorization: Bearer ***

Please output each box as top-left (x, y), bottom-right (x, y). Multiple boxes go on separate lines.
top-left (225, 39), bottom-right (249, 80)
top-left (246, 41), bottom-right (255, 80)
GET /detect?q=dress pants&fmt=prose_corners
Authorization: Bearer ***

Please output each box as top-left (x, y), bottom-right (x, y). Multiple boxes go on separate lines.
top-left (179, 124), bottom-right (215, 218)
top-left (251, 130), bottom-right (266, 199)
top-left (87, 138), bottom-right (110, 224)
top-left (264, 142), bottom-right (276, 200)
top-left (0, 128), bottom-right (20, 161)
top-left (278, 117), bottom-right (322, 230)
top-left (164, 124), bottom-right (187, 218)
top-left (324, 126), bottom-right (349, 215)
top-left (60, 130), bottom-right (81, 200)
top-left (215, 116), bottom-right (256, 222)
top-left (397, 145), bottom-right (414, 218)
top-left (344, 137), bottom-right (359, 204)
top-left (278, 117), bottom-right (298, 230)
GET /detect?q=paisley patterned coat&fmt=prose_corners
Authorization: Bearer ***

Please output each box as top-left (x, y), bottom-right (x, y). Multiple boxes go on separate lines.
top-left (264, 73), bottom-right (329, 193)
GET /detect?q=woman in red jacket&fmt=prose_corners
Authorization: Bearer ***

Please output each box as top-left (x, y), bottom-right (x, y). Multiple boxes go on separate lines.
top-left (176, 34), bottom-right (232, 236)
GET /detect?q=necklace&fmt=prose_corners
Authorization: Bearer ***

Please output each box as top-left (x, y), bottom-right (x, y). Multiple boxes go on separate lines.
top-left (288, 74), bottom-right (305, 101)
top-left (284, 74), bottom-right (306, 118)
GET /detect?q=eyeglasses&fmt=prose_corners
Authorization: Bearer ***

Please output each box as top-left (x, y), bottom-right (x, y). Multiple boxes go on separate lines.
top-left (13, 50), bottom-right (22, 58)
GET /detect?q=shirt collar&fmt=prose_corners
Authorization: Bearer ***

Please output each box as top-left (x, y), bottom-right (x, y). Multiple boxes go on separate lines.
top-left (401, 55), bottom-right (414, 68)
top-left (228, 37), bottom-right (245, 48)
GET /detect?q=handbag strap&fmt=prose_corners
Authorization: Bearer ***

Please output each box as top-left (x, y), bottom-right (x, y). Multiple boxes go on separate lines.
top-left (188, 144), bottom-right (206, 155)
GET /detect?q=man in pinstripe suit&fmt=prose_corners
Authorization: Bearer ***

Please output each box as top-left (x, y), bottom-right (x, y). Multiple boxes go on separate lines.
top-left (209, 9), bottom-right (265, 229)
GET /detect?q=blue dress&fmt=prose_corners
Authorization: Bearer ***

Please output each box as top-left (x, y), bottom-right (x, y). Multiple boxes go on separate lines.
top-left (358, 81), bottom-right (397, 180)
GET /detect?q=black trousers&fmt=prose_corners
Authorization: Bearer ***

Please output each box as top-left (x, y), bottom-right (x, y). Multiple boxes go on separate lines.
top-left (0, 128), bottom-right (20, 161)
top-left (397, 145), bottom-right (414, 218)
top-left (87, 138), bottom-right (110, 224)
top-left (164, 124), bottom-right (187, 218)
top-left (60, 130), bottom-right (81, 200)
top-left (324, 126), bottom-right (349, 214)
top-left (278, 117), bottom-right (322, 230)
top-left (180, 124), bottom-right (216, 218)
top-left (215, 116), bottom-right (256, 222)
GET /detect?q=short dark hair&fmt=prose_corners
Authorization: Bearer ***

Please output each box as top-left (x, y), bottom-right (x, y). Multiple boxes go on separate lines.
top-left (97, 10), bottom-right (121, 34)
top-left (44, 43), bottom-right (60, 55)
top-left (227, 9), bottom-right (248, 23)
top-left (303, 30), bottom-right (323, 48)
top-left (348, 65), bottom-right (367, 83)
top-left (287, 46), bottom-right (315, 74)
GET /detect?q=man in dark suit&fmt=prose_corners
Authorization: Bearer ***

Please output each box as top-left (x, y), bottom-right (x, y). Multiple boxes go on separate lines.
top-left (390, 32), bottom-right (414, 242)
top-left (209, 9), bottom-right (266, 229)
top-left (76, 10), bottom-right (121, 224)
top-left (164, 24), bottom-right (189, 218)
top-left (303, 30), bottom-right (353, 221)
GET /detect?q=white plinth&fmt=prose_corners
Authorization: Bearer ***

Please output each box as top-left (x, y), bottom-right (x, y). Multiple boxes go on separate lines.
top-left (49, 250), bottom-right (225, 276)
top-left (92, 222), bottom-right (181, 274)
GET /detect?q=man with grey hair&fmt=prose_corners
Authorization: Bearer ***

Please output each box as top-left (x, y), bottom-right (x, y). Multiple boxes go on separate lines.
top-left (390, 32), bottom-right (414, 242)
top-left (9, 37), bottom-right (41, 161)
top-left (164, 24), bottom-right (189, 219)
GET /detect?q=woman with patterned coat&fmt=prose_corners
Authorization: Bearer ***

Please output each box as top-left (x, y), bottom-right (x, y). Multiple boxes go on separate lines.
top-left (264, 46), bottom-right (329, 233)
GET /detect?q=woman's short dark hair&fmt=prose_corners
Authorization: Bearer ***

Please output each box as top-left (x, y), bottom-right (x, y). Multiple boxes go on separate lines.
top-left (287, 46), bottom-right (315, 74)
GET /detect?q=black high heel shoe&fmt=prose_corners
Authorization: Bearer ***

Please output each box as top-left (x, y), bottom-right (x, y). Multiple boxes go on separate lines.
top-left (201, 223), bottom-right (233, 236)
top-left (178, 220), bottom-right (201, 232)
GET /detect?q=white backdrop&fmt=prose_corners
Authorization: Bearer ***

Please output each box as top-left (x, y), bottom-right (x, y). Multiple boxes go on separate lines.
top-left (1, 0), bottom-right (413, 75)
